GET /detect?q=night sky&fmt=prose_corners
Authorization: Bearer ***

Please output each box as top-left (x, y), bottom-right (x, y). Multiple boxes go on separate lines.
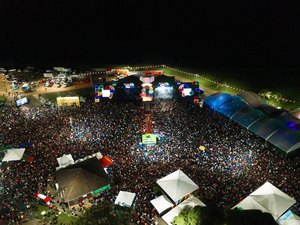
top-left (0, 0), bottom-right (300, 69)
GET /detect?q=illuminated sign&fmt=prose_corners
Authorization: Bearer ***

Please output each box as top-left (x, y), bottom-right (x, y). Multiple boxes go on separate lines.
top-left (140, 76), bottom-right (155, 83)
top-left (142, 134), bottom-right (157, 145)
top-left (16, 97), bottom-right (28, 106)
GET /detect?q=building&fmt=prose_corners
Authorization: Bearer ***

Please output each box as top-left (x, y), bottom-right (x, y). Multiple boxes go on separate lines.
top-left (55, 157), bottom-right (110, 206)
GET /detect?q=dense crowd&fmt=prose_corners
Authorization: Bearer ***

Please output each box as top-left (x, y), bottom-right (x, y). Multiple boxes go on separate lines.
top-left (0, 99), bottom-right (299, 224)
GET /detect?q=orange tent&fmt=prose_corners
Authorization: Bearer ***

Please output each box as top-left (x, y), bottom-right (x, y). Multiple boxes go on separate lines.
top-left (100, 156), bottom-right (113, 167)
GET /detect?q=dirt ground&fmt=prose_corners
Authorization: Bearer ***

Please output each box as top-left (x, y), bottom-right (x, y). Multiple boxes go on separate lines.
top-left (0, 73), bottom-right (92, 104)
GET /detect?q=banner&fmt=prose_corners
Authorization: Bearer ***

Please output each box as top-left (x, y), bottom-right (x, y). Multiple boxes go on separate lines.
top-left (142, 133), bottom-right (157, 145)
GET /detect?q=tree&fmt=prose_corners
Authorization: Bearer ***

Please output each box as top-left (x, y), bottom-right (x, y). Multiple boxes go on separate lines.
top-left (172, 206), bottom-right (224, 225)
top-left (227, 209), bottom-right (278, 225)
top-left (172, 206), bottom-right (277, 225)
top-left (76, 200), bottom-right (134, 225)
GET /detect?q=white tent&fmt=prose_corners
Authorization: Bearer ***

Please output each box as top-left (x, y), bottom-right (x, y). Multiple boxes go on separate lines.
top-left (79, 96), bottom-right (86, 103)
top-left (150, 195), bottom-right (174, 214)
top-left (233, 182), bottom-right (296, 219)
top-left (234, 196), bottom-right (269, 213)
top-left (93, 152), bottom-right (103, 160)
top-left (156, 170), bottom-right (199, 203)
top-left (279, 212), bottom-right (300, 225)
top-left (250, 182), bottom-right (296, 219)
top-left (162, 196), bottom-right (206, 225)
top-left (114, 191), bottom-right (136, 207)
top-left (2, 148), bottom-right (26, 162)
top-left (56, 154), bottom-right (74, 167)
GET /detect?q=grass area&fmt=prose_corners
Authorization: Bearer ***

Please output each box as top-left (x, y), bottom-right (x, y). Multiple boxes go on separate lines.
top-left (0, 95), bottom-right (6, 101)
top-left (41, 87), bottom-right (93, 103)
top-left (32, 205), bottom-right (78, 224)
top-left (158, 67), bottom-right (244, 95)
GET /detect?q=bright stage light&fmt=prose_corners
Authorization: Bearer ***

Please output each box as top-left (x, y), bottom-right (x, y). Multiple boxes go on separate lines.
top-left (182, 88), bottom-right (192, 96)
top-left (156, 86), bottom-right (166, 93)
top-left (102, 89), bottom-right (111, 97)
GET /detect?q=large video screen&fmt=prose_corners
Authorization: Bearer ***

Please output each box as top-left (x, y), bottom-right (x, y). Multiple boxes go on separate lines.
top-left (93, 84), bottom-right (115, 100)
top-left (154, 82), bottom-right (174, 99)
top-left (176, 81), bottom-right (201, 101)
top-left (16, 97), bottom-right (28, 106)
top-left (102, 89), bottom-right (111, 98)
top-left (140, 76), bottom-right (154, 83)
top-left (142, 133), bottom-right (157, 145)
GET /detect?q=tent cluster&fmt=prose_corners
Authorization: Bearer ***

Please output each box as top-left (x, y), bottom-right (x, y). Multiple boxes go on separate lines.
top-left (151, 170), bottom-right (204, 225)
top-left (233, 181), bottom-right (296, 220)
top-left (204, 92), bottom-right (300, 155)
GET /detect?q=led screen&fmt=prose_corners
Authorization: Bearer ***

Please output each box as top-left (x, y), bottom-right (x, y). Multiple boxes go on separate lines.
top-left (102, 89), bottom-right (111, 98)
top-left (16, 97), bottom-right (28, 106)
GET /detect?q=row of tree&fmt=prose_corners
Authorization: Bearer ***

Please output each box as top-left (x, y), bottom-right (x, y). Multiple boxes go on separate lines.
top-left (173, 206), bottom-right (278, 225)
top-left (76, 200), bottom-right (134, 225)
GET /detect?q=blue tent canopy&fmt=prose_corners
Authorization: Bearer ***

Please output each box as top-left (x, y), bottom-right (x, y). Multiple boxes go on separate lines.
top-left (217, 99), bottom-right (249, 118)
top-left (268, 129), bottom-right (300, 154)
top-left (231, 108), bottom-right (266, 128)
top-left (278, 113), bottom-right (300, 131)
top-left (203, 93), bottom-right (234, 110)
top-left (248, 118), bottom-right (285, 140)
top-left (204, 92), bottom-right (300, 155)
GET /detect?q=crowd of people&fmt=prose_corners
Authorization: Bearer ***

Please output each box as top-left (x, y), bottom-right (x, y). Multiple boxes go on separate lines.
top-left (0, 98), bottom-right (300, 224)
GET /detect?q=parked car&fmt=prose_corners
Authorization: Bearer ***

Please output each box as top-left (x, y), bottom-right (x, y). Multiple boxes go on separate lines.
top-left (83, 78), bottom-right (90, 83)
top-left (39, 79), bottom-right (46, 84)
top-left (62, 82), bottom-right (69, 88)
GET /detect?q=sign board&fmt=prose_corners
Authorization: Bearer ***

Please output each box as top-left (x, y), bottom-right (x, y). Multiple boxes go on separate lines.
top-left (92, 184), bottom-right (110, 195)
top-left (16, 97), bottom-right (28, 106)
top-left (142, 133), bottom-right (157, 145)
top-left (57, 96), bottom-right (80, 107)
top-left (43, 73), bottom-right (53, 78)
top-left (53, 67), bottom-right (70, 72)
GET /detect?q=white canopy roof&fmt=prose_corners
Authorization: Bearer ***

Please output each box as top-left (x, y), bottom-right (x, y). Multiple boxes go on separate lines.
top-left (94, 152), bottom-right (103, 159)
top-left (114, 191), bottom-right (136, 207)
top-left (279, 212), bottom-right (300, 225)
top-left (150, 195), bottom-right (174, 214)
top-left (79, 96), bottom-right (86, 103)
top-left (162, 196), bottom-right (206, 225)
top-left (234, 196), bottom-right (269, 213)
top-left (156, 170), bottom-right (199, 202)
top-left (57, 154), bottom-right (74, 167)
top-left (2, 148), bottom-right (25, 162)
top-left (233, 182), bottom-right (296, 219)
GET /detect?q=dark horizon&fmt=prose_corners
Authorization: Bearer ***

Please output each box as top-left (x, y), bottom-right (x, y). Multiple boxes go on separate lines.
top-left (0, 0), bottom-right (300, 70)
